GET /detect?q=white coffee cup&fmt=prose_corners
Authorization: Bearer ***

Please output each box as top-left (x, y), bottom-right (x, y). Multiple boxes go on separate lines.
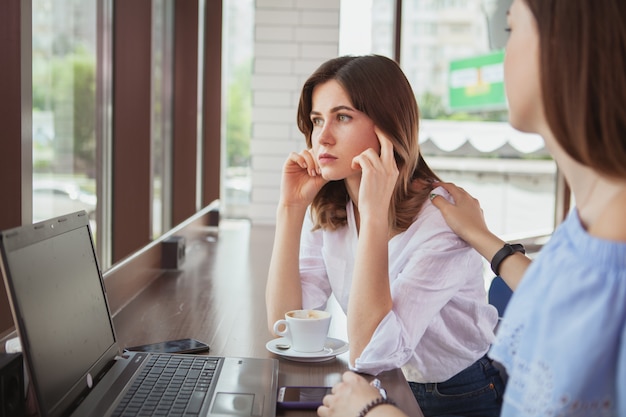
top-left (273, 309), bottom-right (331, 353)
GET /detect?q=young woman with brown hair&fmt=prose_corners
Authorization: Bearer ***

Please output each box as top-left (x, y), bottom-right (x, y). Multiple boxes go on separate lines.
top-left (266, 55), bottom-right (505, 417)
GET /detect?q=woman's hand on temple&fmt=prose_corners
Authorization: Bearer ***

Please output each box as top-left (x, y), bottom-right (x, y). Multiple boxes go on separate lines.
top-left (431, 181), bottom-right (529, 290)
top-left (352, 127), bottom-right (399, 220)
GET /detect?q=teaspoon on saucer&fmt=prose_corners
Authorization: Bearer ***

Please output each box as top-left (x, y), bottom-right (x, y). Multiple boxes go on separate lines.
top-left (275, 343), bottom-right (291, 350)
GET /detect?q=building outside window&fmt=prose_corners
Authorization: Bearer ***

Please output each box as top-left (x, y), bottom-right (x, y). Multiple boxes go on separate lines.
top-left (343, 0), bottom-right (557, 240)
top-left (222, 0), bottom-right (254, 219)
top-left (32, 0), bottom-right (98, 235)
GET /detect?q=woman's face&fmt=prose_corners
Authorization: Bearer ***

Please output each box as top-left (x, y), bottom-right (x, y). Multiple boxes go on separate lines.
top-left (504, 0), bottom-right (546, 134)
top-left (310, 79), bottom-right (380, 181)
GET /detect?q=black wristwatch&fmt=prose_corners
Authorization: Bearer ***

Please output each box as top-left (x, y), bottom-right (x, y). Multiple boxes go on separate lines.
top-left (490, 243), bottom-right (525, 276)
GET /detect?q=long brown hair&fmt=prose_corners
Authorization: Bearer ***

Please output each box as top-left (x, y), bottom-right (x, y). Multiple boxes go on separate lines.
top-left (524, 0), bottom-right (626, 178)
top-left (297, 55), bottom-right (439, 231)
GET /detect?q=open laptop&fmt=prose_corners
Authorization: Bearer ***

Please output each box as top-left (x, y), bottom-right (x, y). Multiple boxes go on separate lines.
top-left (0, 211), bottom-right (278, 417)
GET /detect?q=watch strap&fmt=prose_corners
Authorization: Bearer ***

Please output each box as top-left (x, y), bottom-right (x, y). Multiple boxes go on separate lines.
top-left (490, 243), bottom-right (525, 276)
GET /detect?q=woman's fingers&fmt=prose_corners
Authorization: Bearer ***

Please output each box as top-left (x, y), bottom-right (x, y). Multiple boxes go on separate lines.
top-left (316, 372), bottom-right (379, 417)
top-left (351, 149), bottom-right (376, 170)
top-left (430, 181), bottom-right (457, 198)
top-left (281, 149), bottom-right (328, 206)
top-left (352, 128), bottom-right (397, 174)
top-left (375, 127), bottom-right (395, 165)
top-left (431, 181), bottom-right (481, 209)
top-left (286, 149), bottom-right (320, 176)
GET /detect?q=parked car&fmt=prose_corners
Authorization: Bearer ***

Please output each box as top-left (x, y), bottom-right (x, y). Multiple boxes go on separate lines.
top-left (33, 180), bottom-right (97, 222)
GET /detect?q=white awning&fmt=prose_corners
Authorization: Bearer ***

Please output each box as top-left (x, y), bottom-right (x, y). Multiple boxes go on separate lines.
top-left (419, 120), bottom-right (547, 157)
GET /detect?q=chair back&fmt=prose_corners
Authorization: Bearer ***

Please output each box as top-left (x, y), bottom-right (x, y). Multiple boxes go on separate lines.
top-left (488, 276), bottom-right (513, 318)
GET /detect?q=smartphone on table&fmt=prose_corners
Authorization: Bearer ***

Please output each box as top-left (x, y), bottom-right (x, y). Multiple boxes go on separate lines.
top-left (277, 386), bottom-right (332, 410)
top-left (124, 338), bottom-right (210, 354)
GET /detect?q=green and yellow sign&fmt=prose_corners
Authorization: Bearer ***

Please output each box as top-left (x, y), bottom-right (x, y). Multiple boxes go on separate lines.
top-left (448, 50), bottom-right (506, 111)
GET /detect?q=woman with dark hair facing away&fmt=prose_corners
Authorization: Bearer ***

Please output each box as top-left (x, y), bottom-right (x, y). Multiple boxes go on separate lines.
top-left (266, 54), bottom-right (505, 417)
top-left (318, 0), bottom-right (626, 416)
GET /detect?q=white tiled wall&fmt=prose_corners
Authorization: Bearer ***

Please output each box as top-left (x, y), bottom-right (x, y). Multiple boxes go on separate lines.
top-left (249, 0), bottom-right (340, 224)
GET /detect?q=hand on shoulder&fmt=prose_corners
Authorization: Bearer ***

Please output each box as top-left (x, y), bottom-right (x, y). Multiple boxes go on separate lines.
top-left (428, 181), bottom-right (491, 245)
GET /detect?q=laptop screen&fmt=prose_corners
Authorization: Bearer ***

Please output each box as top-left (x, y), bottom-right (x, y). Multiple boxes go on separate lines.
top-left (1, 213), bottom-right (117, 416)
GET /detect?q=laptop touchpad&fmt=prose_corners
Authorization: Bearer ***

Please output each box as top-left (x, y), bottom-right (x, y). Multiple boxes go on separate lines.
top-left (212, 393), bottom-right (259, 415)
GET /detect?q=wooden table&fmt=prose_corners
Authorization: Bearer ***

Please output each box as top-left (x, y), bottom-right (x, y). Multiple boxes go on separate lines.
top-left (112, 220), bottom-right (423, 416)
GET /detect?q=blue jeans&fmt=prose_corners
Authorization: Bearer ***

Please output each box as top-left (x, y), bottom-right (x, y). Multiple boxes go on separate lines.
top-left (409, 355), bottom-right (505, 417)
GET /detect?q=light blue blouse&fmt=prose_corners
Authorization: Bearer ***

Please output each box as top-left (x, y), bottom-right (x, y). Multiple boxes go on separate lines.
top-left (490, 210), bottom-right (626, 416)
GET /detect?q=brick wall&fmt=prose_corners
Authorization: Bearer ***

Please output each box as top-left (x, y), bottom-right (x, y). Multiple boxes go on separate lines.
top-left (249, 0), bottom-right (340, 224)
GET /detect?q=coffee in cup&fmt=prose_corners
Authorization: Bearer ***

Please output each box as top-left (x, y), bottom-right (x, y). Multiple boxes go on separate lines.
top-left (273, 309), bottom-right (331, 353)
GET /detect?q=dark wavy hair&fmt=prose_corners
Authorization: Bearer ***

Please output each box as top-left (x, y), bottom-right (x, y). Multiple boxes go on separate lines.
top-left (297, 55), bottom-right (440, 231)
top-left (524, 0), bottom-right (626, 178)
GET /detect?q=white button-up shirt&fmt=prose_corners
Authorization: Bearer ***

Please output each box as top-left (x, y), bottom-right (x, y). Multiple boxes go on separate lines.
top-left (299, 187), bottom-right (498, 382)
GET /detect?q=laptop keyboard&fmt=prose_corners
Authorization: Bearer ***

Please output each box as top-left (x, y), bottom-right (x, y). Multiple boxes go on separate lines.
top-left (112, 354), bottom-right (219, 417)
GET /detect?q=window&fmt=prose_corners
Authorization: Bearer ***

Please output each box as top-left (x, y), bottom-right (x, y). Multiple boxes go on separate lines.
top-left (151, 0), bottom-right (175, 237)
top-left (222, 0), bottom-right (254, 219)
top-left (402, 0), bottom-right (556, 240)
top-left (340, 0), bottom-right (558, 242)
top-left (32, 0), bottom-right (98, 234)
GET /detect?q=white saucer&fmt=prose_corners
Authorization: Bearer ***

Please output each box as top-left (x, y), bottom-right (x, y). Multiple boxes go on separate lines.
top-left (266, 337), bottom-right (349, 362)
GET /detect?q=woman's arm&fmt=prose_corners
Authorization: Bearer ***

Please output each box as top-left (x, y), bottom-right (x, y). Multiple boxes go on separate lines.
top-left (265, 204), bottom-right (307, 331)
top-left (265, 150), bottom-right (328, 332)
top-left (346, 130), bottom-right (397, 364)
top-left (348, 211), bottom-right (394, 364)
top-left (430, 181), bottom-right (531, 290)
